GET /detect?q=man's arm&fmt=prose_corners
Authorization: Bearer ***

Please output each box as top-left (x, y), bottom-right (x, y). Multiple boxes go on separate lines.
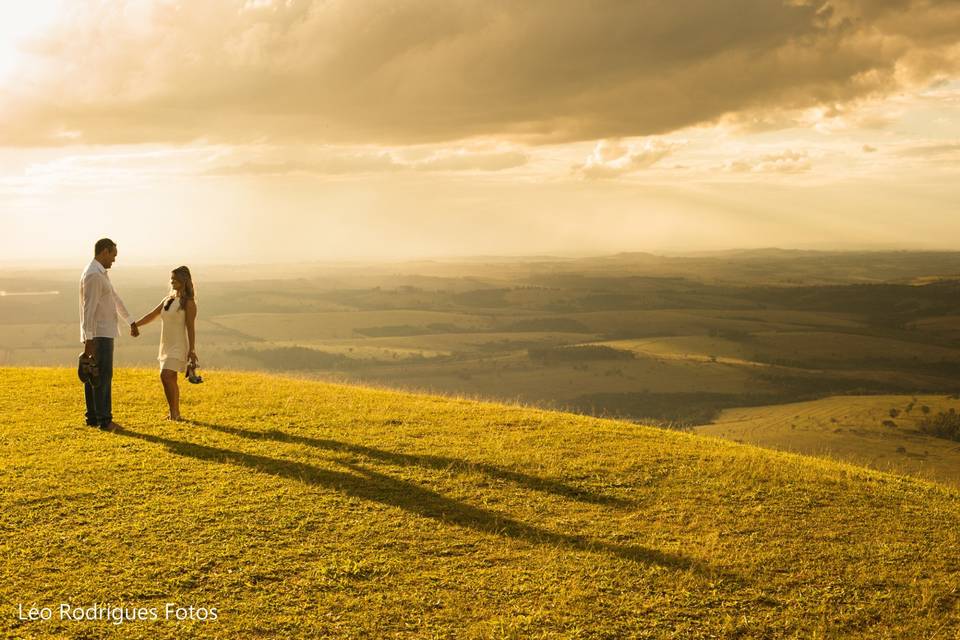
top-left (113, 285), bottom-right (133, 330)
top-left (80, 273), bottom-right (101, 355)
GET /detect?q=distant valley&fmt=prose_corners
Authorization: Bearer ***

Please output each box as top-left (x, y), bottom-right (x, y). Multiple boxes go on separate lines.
top-left (5, 250), bottom-right (960, 487)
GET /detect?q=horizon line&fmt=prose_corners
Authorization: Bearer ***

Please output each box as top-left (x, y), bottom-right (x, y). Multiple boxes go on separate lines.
top-left (4, 245), bottom-right (960, 272)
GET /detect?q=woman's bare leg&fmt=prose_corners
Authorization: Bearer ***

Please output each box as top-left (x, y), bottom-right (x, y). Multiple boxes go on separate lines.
top-left (160, 369), bottom-right (181, 420)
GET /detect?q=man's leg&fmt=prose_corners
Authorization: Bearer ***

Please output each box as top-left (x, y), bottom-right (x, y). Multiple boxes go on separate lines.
top-left (84, 377), bottom-right (98, 426)
top-left (94, 338), bottom-right (115, 428)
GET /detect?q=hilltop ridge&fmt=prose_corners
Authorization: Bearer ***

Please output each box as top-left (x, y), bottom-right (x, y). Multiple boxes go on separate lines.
top-left (2, 368), bottom-right (959, 638)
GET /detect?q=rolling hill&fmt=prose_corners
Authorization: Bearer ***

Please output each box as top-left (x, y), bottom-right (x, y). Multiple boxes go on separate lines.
top-left (2, 368), bottom-right (959, 638)
top-left (696, 394), bottom-right (960, 489)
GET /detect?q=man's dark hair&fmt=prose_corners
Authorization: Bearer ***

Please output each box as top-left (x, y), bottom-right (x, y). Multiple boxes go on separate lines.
top-left (94, 238), bottom-right (116, 256)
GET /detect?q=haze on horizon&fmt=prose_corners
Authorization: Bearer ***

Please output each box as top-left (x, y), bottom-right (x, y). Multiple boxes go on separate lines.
top-left (1, 0), bottom-right (958, 267)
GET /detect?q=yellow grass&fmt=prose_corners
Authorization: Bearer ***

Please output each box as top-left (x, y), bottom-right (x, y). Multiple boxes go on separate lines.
top-left (2, 368), bottom-right (960, 638)
top-left (698, 394), bottom-right (960, 488)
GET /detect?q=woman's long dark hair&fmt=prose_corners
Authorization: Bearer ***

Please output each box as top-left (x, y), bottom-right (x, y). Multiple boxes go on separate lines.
top-left (168, 266), bottom-right (196, 311)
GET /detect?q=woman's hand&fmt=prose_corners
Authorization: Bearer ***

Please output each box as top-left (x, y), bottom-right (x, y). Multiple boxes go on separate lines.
top-left (188, 350), bottom-right (198, 365)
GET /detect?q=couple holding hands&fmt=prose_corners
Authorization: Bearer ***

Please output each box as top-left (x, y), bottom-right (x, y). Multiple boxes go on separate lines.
top-left (80, 238), bottom-right (200, 430)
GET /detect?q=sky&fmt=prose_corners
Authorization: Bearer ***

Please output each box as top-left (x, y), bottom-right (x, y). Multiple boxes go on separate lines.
top-left (1, 0), bottom-right (959, 266)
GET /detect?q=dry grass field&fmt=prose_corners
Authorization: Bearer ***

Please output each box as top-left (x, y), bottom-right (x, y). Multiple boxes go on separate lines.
top-left (3, 368), bottom-right (960, 638)
top-left (697, 394), bottom-right (960, 488)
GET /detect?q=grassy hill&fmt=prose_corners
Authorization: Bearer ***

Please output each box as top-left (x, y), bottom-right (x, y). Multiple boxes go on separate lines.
top-left (696, 394), bottom-right (960, 488)
top-left (2, 368), bottom-right (960, 639)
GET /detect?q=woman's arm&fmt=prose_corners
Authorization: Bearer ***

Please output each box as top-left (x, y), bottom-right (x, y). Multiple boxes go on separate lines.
top-left (185, 299), bottom-right (198, 363)
top-left (134, 301), bottom-right (165, 329)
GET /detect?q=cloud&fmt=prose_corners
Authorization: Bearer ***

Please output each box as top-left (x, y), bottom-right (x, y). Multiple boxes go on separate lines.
top-left (412, 150), bottom-right (527, 172)
top-left (204, 153), bottom-right (400, 176)
top-left (0, 146), bottom-right (213, 195)
top-left (724, 150), bottom-right (812, 174)
top-left (202, 145), bottom-right (527, 175)
top-left (2, 0), bottom-right (959, 146)
top-left (574, 139), bottom-right (674, 179)
top-left (897, 142), bottom-right (960, 157)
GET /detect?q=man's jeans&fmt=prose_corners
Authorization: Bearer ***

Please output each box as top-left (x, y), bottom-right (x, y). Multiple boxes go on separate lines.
top-left (83, 338), bottom-right (114, 427)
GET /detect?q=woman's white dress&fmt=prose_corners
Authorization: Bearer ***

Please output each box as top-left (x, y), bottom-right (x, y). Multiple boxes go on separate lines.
top-left (158, 297), bottom-right (188, 372)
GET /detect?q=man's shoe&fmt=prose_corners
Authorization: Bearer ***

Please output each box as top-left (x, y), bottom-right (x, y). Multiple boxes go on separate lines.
top-left (78, 354), bottom-right (100, 386)
top-left (100, 422), bottom-right (121, 432)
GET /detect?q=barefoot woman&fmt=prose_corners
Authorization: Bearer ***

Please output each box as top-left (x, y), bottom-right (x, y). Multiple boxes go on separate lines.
top-left (133, 266), bottom-right (198, 420)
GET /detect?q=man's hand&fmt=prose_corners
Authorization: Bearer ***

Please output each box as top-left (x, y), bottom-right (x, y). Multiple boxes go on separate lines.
top-left (130, 322), bottom-right (140, 338)
top-left (83, 340), bottom-right (95, 358)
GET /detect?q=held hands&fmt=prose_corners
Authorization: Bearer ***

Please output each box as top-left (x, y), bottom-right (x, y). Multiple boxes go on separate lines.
top-left (130, 322), bottom-right (140, 338)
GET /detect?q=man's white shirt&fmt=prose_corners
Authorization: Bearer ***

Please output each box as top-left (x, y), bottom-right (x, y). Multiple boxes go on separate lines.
top-left (79, 259), bottom-right (132, 342)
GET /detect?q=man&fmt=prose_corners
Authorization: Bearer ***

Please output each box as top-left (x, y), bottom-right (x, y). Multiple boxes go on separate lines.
top-left (80, 238), bottom-right (139, 431)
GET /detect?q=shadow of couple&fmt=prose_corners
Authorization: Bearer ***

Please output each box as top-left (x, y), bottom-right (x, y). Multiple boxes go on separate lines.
top-left (112, 421), bottom-right (716, 575)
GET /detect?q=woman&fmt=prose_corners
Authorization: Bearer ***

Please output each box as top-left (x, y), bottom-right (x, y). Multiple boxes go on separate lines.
top-left (133, 266), bottom-right (198, 421)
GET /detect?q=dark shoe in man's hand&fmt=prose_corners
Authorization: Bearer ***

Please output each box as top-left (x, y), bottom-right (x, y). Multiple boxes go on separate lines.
top-left (78, 354), bottom-right (100, 386)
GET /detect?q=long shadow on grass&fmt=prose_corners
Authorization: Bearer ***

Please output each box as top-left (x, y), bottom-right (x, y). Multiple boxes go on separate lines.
top-left (190, 420), bottom-right (632, 508)
top-left (114, 427), bottom-right (697, 572)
